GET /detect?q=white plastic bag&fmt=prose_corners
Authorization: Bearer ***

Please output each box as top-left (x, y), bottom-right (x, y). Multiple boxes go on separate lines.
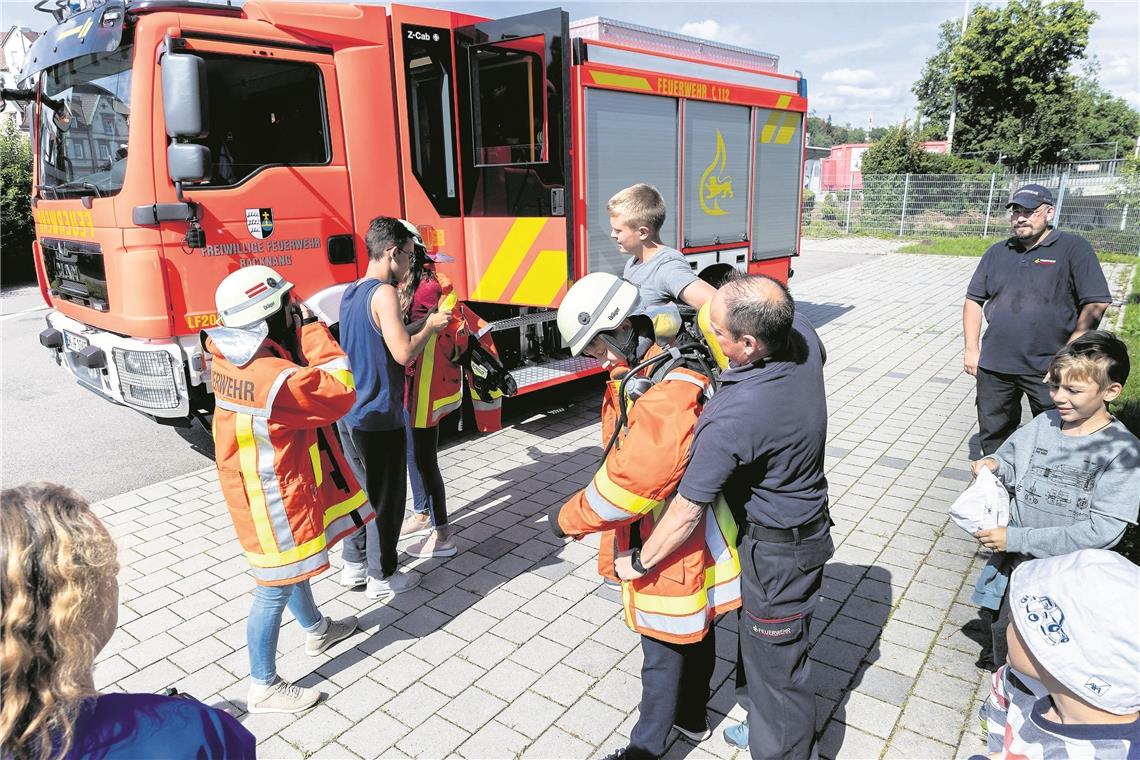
top-left (949, 467), bottom-right (1010, 536)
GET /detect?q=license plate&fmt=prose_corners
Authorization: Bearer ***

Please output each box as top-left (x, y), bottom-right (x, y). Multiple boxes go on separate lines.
top-left (63, 331), bottom-right (89, 353)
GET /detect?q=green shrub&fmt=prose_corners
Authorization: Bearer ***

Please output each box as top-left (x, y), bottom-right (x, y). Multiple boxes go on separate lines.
top-left (1, 120), bottom-right (35, 285)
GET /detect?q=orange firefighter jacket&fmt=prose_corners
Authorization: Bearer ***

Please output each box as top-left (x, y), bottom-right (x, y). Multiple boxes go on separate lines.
top-left (208, 321), bottom-right (374, 586)
top-left (554, 353), bottom-right (742, 644)
top-left (406, 277), bottom-right (504, 432)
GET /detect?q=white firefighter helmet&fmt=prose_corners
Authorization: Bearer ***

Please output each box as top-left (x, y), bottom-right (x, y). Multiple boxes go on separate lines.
top-left (556, 272), bottom-right (640, 356)
top-left (397, 218), bottom-right (425, 248)
top-left (214, 265), bottom-right (294, 330)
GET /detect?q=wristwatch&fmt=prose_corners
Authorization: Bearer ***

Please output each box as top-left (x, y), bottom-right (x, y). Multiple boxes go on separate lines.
top-left (630, 548), bottom-right (649, 575)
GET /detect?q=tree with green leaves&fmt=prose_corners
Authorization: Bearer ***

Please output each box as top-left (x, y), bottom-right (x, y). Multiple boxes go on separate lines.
top-left (1, 119), bottom-right (36, 284)
top-left (912, 0), bottom-right (1136, 167)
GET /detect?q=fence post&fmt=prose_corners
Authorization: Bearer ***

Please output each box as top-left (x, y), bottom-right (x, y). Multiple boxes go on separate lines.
top-left (1054, 171), bottom-right (1069, 229)
top-left (983, 173), bottom-right (996, 237)
top-left (845, 170), bottom-right (854, 233)
top-left (899, 173), bottom-right (911, 237)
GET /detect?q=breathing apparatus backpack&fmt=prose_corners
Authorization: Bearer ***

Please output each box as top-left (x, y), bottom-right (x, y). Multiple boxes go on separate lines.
top-left (601, 303), bottom-right (727, 460)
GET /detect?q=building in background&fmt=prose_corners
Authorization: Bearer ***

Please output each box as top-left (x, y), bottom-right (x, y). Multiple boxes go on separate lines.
top-left (821, 140), bottom-right (948, 191)
top-left (803, 145), bottom-right (831, 195)
top-left (2, 25), bottom-right (41, 131)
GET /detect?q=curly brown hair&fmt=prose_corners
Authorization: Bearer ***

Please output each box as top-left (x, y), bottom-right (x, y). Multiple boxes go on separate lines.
top-left (1, 483), bottom-right (118, 760)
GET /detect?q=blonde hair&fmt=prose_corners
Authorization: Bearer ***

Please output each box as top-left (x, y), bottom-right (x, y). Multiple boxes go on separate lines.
top-left (607, 183), bottom-right (666, 235)
top-left (1046, 330), bottom-right (1130, 391)
top-left (1, 483), bottom-right (117, 760)
top-left (1046, 353), bottom-right (1112, 389)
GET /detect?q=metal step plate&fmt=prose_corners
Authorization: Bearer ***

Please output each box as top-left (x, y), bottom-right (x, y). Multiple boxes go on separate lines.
top-left (475, 310), bottom-right (557, 339)
top-left (510, 356), bottom-right (601, 394)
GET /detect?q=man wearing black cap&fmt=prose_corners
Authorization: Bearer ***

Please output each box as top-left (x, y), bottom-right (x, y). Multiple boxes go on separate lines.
top-left (962, 183), bottom-right (1112, 454)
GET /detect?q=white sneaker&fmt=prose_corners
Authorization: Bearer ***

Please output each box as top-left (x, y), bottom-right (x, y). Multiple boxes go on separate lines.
top-left (366, 571), bottom-right (420, 599)
top-left (339, 561), bottom-right (367, 587)
top-left (305, 616), bottom-right (359, 656)
top-left (247, 677), bottom-right (320, 714)
top-left (405, 534), bottom-right (458, 559)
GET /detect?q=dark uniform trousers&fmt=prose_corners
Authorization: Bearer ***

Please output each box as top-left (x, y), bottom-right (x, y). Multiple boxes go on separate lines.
top-left (738, 522), bottom-right (834, 760)
top-left (626, 630), bottom-right (717, 759)
top-left (975, 367), bottom-right (1055, 455)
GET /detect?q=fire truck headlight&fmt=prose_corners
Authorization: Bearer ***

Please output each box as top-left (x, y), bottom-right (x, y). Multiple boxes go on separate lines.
top-left (112, 349), bottom-right (181, 410)
top-left (118, 349), bottom-right (170, 377)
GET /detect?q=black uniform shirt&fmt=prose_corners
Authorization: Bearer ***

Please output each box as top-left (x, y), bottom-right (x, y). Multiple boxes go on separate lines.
top-left (678, 312), bottom-right (829, 529)
top-left (966, 230), bottom-right (1111, 375)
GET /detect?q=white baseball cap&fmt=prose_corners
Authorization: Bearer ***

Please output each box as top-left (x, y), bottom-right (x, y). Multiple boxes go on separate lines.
top-left (1009, 549), bottom-right (1140, 715)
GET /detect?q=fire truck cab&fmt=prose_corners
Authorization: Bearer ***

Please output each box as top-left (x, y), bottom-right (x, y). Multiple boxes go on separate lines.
top-left (18, 0), bottom-right (807, 424)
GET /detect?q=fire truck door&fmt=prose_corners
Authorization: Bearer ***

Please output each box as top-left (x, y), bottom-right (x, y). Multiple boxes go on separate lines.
top-left (163, 40), bottom-right (354, 333)
top-left (453, 9), bottom-right (573, 309)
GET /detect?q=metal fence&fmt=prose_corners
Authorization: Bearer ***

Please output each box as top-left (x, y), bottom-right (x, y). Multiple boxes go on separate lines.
top-left (804, 160), bottom-right (1140, 254)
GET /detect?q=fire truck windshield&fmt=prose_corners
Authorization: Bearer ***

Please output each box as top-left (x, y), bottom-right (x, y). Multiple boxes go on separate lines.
top-left (37, 44), bottom-right (132, 199)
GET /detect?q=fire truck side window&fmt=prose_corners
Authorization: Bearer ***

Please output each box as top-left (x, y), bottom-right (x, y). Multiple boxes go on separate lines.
top-left (194, 55), bottom-right (329, 187)
top-left (402, 26), bottom-right (460, 216)
top-left (469, 39), bottom-right (546, 167)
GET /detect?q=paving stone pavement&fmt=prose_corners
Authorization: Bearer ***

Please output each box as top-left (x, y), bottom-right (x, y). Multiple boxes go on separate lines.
top-left (89, 252), bottom-right (1132, 760)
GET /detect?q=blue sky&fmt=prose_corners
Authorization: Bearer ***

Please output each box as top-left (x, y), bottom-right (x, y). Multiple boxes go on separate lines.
top-left (6, 0), bottom-right (1137, 136)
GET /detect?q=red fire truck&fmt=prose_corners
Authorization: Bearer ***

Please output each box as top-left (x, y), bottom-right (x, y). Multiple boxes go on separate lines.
top-left (13, 0), bottom-right (807, 425)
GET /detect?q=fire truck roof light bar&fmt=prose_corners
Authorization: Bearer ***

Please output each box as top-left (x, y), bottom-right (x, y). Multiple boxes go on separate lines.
top-left (569, 16), bottom-right (779, 75)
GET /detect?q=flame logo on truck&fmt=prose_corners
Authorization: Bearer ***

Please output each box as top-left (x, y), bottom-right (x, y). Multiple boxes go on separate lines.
top-left (700, 130), bottom-right (734, 217)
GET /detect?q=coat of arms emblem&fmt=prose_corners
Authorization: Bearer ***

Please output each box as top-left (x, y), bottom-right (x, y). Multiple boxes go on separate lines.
top-left (245, 208), bottom-right (274, 239)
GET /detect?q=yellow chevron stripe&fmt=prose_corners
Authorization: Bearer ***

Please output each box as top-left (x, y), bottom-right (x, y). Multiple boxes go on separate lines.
top-left (589, 70), bottom-right (652, 91)
top-left (775, 112), bottom-right (800, 145)
top-left (236, 413), bottom-right (278, 553)
top-left (509, 249), bottom-right (566, 306)
top-left (760, 108), bottom-right (784, 144)
top-left (471, 219), bottom-right (548, 301)
top-left (776, 95), bottom-right (792, 109)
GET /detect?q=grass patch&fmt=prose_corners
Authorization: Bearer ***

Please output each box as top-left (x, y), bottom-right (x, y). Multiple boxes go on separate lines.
top-left (1114, 264), bottom-right (1140, 564)
top-left (898, 236), bottom-right (1140, 265)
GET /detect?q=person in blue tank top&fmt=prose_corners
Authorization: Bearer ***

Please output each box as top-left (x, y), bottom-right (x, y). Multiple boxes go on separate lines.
top-left (1, 482), bottom-right (256, 760)
top-left (339, 216), bottom-right (450, 599)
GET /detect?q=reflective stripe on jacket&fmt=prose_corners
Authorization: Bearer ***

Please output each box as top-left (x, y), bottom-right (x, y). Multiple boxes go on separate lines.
top-left (555, 356), bottom-right (742, 644)
top-left (208, 322), bottom-right (374, 586)
top-left (406, 296), bottom-right (504, 433)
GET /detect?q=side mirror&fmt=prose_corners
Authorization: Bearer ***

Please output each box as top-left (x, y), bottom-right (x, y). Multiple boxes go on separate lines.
top-left (168, 143), bottom-right (212, 183)
top-left (161, 52), bottom-right (209, 139)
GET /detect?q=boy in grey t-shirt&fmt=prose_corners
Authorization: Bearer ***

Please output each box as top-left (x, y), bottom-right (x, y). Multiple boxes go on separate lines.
top-left (608, 183), bottom-right (715, 311)
top-left (970, 330), bottom-right (1139, 668)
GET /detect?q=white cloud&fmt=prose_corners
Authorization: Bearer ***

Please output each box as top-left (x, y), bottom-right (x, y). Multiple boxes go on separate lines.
top-left (831, 84), bottom-right (896, 102)
top-left (674, 19), bottom-right (753, 48)
top-left (802, 40), bottom-right (885, 65)
top-left (821, 68), bottom-right (878, 86)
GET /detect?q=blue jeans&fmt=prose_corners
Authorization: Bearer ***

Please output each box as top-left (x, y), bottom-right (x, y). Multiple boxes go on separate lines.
top-left (247, 580), bottom-right (322, 685)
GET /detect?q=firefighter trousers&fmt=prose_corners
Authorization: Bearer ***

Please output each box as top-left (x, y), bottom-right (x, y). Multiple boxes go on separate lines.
top-left (737, 523), bottom-right (833, 760)
top-left (627, 629), bottom-right (716, 759)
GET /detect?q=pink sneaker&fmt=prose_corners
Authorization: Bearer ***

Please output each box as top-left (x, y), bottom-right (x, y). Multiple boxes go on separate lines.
top-left (405, 534), bottom-right (458, 558)
top-left (400, 514), bottom-right (432, 539)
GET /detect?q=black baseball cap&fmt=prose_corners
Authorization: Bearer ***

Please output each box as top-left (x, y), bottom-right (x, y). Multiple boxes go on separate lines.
top-left (1006, 183), bottom-right (1054, 209)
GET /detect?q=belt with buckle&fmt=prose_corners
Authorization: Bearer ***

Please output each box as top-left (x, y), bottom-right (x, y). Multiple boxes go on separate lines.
top-left (746, 512), bottom-right (830, 544)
